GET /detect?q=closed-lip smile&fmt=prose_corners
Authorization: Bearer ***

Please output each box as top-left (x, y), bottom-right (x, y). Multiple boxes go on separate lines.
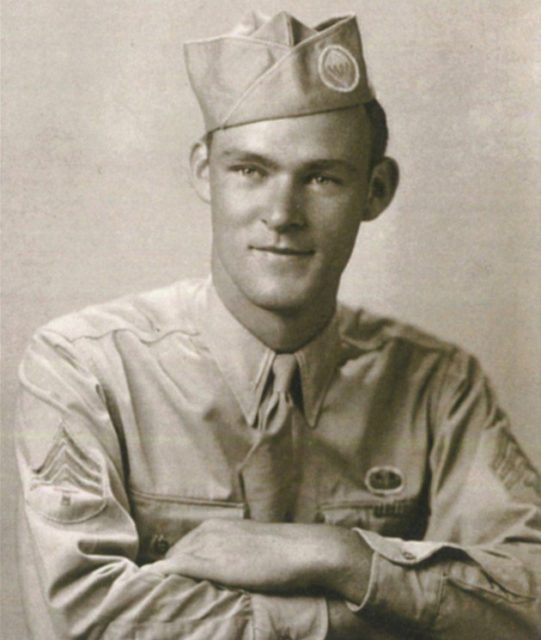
top-left (252, 245), bottom-right (314, 256)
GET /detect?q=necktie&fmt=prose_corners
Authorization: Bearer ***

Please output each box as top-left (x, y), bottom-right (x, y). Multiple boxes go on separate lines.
top-left (239, 354), bottom-right (299, 522)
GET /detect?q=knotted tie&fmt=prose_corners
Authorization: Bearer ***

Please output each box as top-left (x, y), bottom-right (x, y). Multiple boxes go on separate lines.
top-left (240, 354), bottom-right (299, 522)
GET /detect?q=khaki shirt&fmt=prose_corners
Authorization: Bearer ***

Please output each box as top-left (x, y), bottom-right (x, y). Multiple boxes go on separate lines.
top-left (16, 278), bottom-right (541, 639)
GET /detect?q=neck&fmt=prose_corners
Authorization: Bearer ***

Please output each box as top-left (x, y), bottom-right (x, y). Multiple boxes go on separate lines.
top-left (212, 268), bottom-right (336, 353)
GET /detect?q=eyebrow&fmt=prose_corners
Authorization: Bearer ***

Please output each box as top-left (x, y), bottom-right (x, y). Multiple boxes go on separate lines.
top-left (218, 148), bottom-right (360, 174)
top-left (307, 159), bottom-right (359, 175)
top-left (219, 150), bottom-right (280, 169)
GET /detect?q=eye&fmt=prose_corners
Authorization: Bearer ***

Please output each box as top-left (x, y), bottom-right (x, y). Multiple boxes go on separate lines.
top-left (307, 173), bottom-right (341, 187)
top-left (313, 175), bottom-right (331, 184)
top-left (231, 165), bottom-right (264, 179)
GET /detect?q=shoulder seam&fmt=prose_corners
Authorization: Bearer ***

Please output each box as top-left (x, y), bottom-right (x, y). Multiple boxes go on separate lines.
top-left (338, 303), bottom-right (457, 355)
top-left (40, 325), bottom-right (200, 347)
top-left (340, 330), bottom-right (455, 355)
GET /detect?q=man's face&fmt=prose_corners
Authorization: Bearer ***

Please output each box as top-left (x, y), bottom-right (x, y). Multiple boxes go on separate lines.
top-left (204, 108), bottom-right (374, 316)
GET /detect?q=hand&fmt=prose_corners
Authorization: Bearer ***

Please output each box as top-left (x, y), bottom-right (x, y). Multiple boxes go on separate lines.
top-left (152, 518), bottom-right (371, 602)
top-left (327, 600), bottom-right (403, 640)
top-left (327, 600), bottom-right (368, 640)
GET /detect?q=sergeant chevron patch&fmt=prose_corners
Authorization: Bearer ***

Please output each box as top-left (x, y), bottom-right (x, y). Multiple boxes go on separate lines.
top-left (490, 427), bottom-right (541, 501)
top-left (26, 425), bottom-right (106, 523)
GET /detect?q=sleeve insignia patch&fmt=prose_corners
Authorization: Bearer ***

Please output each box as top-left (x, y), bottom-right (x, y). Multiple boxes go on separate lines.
top-left (26, 425), bottom-right (106, 523)
top-left (490, 427), bottom-right (541, 501)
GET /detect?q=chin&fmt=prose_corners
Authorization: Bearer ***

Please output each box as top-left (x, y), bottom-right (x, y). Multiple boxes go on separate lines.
top-left (242, 279), bottom-right (318, 314)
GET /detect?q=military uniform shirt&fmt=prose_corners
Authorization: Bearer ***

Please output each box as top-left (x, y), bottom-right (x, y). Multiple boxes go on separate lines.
top-left (16, 278), bottom-right (541, 639)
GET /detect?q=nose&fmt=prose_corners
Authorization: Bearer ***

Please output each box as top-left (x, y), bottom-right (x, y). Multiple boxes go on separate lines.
top-left (262, 176), bottom-right (305, 232)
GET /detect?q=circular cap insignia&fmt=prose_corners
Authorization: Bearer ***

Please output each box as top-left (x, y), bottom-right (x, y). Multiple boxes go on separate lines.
top-left (318, 45), bottom-right (360, 93)
top-left (365, 466), bottom-right (404, 496)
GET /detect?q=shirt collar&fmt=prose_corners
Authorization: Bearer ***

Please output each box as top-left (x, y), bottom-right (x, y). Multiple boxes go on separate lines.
top-left (296, 312), bottom-right (341, 427)
top-left (196, 278), bottom-right (341, 428)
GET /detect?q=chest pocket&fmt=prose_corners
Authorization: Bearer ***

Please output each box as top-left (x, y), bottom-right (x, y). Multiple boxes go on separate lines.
top-left (130, 490), bottom-right (247, 564)
top-left (320, 497), bottom-right (427, 538)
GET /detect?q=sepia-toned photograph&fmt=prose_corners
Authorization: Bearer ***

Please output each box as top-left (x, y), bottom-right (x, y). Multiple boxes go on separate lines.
top-left (2, 1), bottom-right (540, 638)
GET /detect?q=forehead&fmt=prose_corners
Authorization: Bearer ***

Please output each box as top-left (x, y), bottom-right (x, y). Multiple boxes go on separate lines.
top-left (211, 107), bottom-right (371, 167)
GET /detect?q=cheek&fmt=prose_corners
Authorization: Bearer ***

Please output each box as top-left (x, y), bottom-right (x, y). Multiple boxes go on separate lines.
top-left (211, 185), bottom-right (257, 231)
top-left (313, 205), bottom-right (363, 251)
top-left (320, 222), bottom-right (362, 273)
top-left (210, 196), bottom-right (242, 236)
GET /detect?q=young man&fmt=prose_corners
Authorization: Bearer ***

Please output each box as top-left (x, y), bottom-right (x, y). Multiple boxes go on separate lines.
top-left (16, 12), bottom-right (540, 639)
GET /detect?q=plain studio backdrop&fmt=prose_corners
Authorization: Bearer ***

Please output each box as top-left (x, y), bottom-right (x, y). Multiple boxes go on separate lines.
top-left (2, 1), bottom-right (540, 635)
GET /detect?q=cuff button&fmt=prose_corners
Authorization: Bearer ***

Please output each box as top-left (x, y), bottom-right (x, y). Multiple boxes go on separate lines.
top-left (152, 534), bottom-right (170, 556)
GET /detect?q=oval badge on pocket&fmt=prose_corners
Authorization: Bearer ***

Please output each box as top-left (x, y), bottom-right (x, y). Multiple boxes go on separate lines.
top-left (365, 466), bottom-right (404, 496)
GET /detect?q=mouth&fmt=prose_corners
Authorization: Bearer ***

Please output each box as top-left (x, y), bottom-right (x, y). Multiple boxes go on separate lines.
top-left (251, 245), bottom-right (314, 257)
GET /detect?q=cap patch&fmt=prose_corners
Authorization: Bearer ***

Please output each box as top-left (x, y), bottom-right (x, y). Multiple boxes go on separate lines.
top-left (365, 466), bottom-right (404, 496)
top-left (318, 45), bottom-right (360, 93)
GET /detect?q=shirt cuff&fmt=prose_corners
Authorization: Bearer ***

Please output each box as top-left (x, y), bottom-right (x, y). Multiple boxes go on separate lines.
top-left (251, 592), bottom-right (328, 640)
top-left (346, 529), bottom-right (444, 629)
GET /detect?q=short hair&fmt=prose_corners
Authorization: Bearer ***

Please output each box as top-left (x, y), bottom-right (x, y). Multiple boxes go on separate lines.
top-left (364, 99), bottom-right (388, 168)
top-left (203, 99), bottom-right (389, 170)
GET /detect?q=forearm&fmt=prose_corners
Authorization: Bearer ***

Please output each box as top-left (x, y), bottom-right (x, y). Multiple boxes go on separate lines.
top-left (161, 518), bottom-right (541, 638)
top-left (157, 519), bottom-right (373, 601)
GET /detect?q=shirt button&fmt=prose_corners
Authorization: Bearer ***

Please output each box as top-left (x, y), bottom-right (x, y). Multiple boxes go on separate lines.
top-left (401, 550), bottom-right (416, 561)
top-left (152, 534), bottom-right (170, 556)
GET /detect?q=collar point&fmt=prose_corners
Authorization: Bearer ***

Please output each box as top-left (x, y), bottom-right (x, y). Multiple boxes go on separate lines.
top-left (304, 409), bottom-right (319, 429)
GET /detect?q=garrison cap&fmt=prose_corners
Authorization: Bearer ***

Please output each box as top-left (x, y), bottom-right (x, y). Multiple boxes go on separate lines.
top-left (184, 11), bottom-right (374, 132)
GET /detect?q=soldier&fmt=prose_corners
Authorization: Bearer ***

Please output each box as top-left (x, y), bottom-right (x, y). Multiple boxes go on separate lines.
top-left (16, 11), bottom-right (541, 639)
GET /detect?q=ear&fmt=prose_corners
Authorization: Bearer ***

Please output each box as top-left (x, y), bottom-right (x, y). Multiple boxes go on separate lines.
top-left (363, 157), bottom-right (399, 221)
top-left (190, 140), bottom-right (211, 203)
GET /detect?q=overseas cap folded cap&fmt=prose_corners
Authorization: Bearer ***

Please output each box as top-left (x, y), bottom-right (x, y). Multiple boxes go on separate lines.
top-left (184, 11), bottom-right (374, 132)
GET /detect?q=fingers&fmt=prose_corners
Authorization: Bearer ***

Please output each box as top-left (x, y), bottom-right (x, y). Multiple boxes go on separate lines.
top-left (151, 551), bottom-right (212, 579)
top-left (151, 556), bottom-right (189, 576)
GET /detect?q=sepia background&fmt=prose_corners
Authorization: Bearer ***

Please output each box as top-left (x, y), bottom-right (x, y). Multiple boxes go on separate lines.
top-left (2, 1), bottom-right (540, 635)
